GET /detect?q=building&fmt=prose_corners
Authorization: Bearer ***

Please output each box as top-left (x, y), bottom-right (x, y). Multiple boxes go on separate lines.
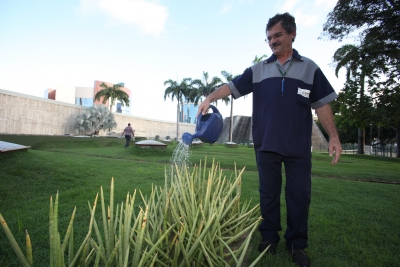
top-left (44, 80), bottom-right (132, 114)
top-left (44, 84), bottom-right (75, 104)
top-left (74, 86), bottom-right (94, 107)
top-left (180, 102), bottom-right (198, 124)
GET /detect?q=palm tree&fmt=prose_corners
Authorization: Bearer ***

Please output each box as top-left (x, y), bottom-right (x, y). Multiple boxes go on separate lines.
top-left (252, 54), bottom-right (268, 65)
top-left (94, 82), bottom-right (130, 112)
top-left (332, 44), bottom-right (375, 154)
top-left (164, 78), bottom-right (192, 140)
top-left (332, 44), bottom-right (360, 81)
top-left (189, 71), bottom-right (228, 106)
top-left (221, 70), bottom-right (240, 142)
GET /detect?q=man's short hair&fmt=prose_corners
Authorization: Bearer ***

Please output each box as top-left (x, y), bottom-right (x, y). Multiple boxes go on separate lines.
top-left (128, 123), bottom-right (131, 126)
top-left (266, 12), bottom-right (296, 42)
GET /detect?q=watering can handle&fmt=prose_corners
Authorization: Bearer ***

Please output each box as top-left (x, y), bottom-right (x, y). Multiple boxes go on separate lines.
top-left (196, 105), bottom-right (219, 130)
top-left (197, 105), bottom-right (219, 122)
top-left (209, 105), bottom-right (220, 114)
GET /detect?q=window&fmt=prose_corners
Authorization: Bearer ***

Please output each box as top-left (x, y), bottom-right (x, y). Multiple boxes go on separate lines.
top-left (116, 103), bottom-right (122, 113)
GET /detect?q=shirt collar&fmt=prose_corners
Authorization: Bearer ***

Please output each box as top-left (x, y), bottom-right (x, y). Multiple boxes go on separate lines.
top-left (265, 49), bottom-right (303, 63)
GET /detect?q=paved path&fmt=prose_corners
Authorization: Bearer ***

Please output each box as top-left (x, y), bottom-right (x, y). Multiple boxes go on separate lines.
top-left (0, 141), bottom-right (30, 153)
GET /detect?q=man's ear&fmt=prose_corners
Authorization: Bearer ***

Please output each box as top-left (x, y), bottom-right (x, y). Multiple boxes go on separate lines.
top-left (291, 29), bottom-right (297, 42)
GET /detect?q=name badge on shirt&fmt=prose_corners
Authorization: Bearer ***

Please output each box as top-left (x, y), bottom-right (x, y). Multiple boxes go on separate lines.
top-left (298, 88), bottom-right (310, 98)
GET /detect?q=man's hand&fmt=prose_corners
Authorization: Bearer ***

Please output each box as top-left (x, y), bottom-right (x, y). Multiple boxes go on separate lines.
top-left (329, 136), bottom-right (342, 165)
top-left (315, 103), bottom-right (342, 165)
top-left (196, 99), bottom-right (211, 117)
top-left (196, 84), bottom-right (232, 117)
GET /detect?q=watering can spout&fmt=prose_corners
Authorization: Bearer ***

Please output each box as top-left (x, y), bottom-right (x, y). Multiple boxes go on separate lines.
top-left (180, 105), bottom-right (223, 145)
top-left (182, 132), bottom-right (198, 145)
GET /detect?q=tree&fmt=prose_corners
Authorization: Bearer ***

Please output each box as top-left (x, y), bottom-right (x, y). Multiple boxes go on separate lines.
top-left (164, 78), bottom-right (192, 140)
top-left (221, 71), bottom-right (240, 142)
top-left (326, 96), bottom-right (360, 144)
top-left (322, 0), bottom-right (400, 41)
top-left (324, 1), bottom-right (400, 154)
top-left (332, 44), bottom-right (373, 153)
top-left (332, 44), bottom-right (358, 81)
top-left (371, 79), bottom-right (400, 157)
top-left (189, 72), bottom-right (228, 106)
top-left (334, 79), bottom-right (374, 153)
top-left (94, 82), bottom-right (130, 112)
top-left (321, 0), bottom-right (400, 79)
top-left (320, 97), bottom-right (359, 144)
top-left (74, 105), bottom-right (117, 135)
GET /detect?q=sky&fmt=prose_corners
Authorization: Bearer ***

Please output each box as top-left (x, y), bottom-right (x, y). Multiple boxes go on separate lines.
top-left (0, 0), bottom-right (348, 122)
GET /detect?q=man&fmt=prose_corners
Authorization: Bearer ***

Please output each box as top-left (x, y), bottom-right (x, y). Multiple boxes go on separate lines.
top-left (197, 12), bottom-right (342, 267)
top-left (121, 123), bottom-right (135, 148)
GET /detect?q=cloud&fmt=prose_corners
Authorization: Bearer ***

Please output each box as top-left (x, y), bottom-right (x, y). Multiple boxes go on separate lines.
top-left (79, 0), bottom-right (168, 36)
top-left (281, 0), bottom-right (301, 12)
top-left (220, 0), bottom-right (254, 14)
top-left (315, 0), bottom-right (337, 9)
top-left (274, 0), bottom-right (333, 28)
top-left (294, 11), bottom-right (319, 27)
top-left (221, 3), bottom-right (232, 13)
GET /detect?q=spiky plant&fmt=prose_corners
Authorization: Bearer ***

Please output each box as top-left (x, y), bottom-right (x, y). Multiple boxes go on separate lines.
top-left (74, 105), bottom-right (117, 135)
top-left (1, 159), bottom-right (269, 267)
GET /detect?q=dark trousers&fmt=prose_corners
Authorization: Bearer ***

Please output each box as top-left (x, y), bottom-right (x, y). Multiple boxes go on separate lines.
top-left (125, 135), bottom-right (131, 147)
top-left (256, 151), bottom-right (312, 250)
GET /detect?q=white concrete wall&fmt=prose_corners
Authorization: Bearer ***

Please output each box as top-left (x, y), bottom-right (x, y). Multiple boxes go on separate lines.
top-left (0, 89), bottom-right (195, 139)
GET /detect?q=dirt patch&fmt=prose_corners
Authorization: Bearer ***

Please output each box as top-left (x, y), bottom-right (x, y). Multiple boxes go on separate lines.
top-left (223, 231), bottom-right (253, 267)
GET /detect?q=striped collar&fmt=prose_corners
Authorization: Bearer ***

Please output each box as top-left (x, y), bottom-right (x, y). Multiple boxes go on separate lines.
top-left (265, 49), bottom-right (303, 63)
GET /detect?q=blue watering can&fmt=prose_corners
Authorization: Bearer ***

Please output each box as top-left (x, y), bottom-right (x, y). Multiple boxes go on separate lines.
top-left (182, 105), bottom-right (223, 145)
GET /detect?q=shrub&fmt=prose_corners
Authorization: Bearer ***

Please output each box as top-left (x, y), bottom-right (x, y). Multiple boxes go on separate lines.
top-left (1, 160), bottom-right (267, 266)
top-left (74, 105), bottom-right (117, 135)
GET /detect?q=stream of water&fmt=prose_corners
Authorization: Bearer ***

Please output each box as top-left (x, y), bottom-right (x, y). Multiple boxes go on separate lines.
top-left (170, 141), bottom-right (192, 168)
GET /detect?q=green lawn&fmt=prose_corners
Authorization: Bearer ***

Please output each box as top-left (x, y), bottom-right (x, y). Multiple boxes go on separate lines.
top-left (0, 140), bottom-right (399, 266)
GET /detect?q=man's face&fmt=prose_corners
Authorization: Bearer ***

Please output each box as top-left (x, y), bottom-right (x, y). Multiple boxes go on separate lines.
top-left (266, 22), bottom-right (296, 57)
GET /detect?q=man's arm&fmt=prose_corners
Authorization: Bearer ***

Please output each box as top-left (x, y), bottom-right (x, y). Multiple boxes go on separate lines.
top-left (315, 103), bottom-right (342, 165)
top-left (197, 84), bottom-right (232, 116)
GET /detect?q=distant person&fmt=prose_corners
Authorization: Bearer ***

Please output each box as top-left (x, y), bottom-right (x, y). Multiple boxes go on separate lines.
top-left (121, 123), bottom-right (135, 148)
top-left (196, 12), bottom-right (342, 267)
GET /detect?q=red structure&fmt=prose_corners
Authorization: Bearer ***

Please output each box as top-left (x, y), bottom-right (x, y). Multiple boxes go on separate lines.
top-left (46, 89), bottom-right (56, 100)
